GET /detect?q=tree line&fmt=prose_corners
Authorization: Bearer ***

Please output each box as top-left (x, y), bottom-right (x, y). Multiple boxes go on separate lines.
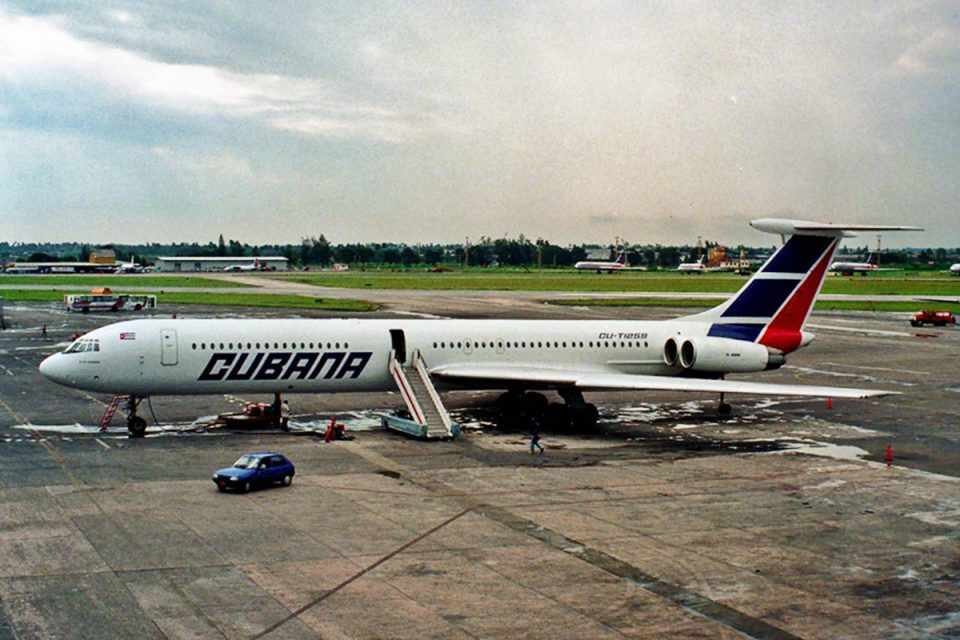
top-left (3, 237), bottom-right (958, 269)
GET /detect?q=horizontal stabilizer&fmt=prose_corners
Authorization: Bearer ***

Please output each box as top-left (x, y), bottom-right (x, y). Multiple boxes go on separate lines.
top-left (431, 364), bottom-right (897, 399)
top-left (751, 218), bottom-right (923, 237)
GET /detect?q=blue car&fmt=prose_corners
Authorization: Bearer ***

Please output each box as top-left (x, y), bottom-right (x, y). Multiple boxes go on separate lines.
top-left (212, 452), bottom-right (295, 493)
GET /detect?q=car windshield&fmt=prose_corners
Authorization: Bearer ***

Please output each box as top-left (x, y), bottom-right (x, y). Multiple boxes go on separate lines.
top-left (232, 456), bottom-right (260, 469)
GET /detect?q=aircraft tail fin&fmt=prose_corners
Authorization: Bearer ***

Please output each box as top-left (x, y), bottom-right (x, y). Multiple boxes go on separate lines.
top-left (684, 219), bottom-right (920, 353)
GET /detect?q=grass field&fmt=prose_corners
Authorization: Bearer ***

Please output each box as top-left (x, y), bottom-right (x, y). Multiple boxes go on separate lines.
top-left (270, 270), bottom-right (960, 295)
top-left (548, 297), bottom-right (960, 314)
top-left (0, 289), bottom-right (378, 312)
top-left (0, 275), bottom-right (251, 288)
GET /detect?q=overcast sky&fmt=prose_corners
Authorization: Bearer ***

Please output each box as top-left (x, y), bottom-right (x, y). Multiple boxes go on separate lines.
top-left (2, 1), bottom-right (958, 247)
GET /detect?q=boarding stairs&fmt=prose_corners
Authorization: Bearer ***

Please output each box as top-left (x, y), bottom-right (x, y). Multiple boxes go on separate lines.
top-left (386, 350), bottom-right (456, 439)
top-left (99, 395), bottom-right (129, 432)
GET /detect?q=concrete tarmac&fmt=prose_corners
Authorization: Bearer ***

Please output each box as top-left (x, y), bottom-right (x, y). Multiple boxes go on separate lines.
top-left (0, 300), bottom-right (958, 639)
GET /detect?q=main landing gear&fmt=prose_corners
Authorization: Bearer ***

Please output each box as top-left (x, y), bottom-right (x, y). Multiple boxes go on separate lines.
top-left (496, 389), bottom-right (599, 430)
top-left (126, 395), bottom-right (147, 438)
top-left (717, 392), bottom-right (732, 417)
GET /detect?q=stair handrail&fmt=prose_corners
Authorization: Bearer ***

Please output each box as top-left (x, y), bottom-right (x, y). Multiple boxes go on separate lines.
top-left (412, 350), bottom-right (452, 432)
top-left (388, 350), bottom-right (427, 425)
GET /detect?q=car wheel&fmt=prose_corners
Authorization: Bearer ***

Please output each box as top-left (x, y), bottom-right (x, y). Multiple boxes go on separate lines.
top-left (217, 485), bottom-right (225, 493)
top-left (243, 482), bottom-right (251, 493)
top-left (282, 475), bottom-right (292, 487)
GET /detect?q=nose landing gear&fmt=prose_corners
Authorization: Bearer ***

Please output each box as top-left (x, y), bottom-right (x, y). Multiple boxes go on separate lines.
top-left (126, 396), bottom-right (147, 438)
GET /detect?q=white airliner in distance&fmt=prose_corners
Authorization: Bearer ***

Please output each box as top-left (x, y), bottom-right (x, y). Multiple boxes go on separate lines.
top-left (39, 218), bottom-right (921, 437)
top-left (574, 251), bottom-right (641, 273)
top-left (949, 264), bottom-right (960, 276)
top-left (677, 255), bottom-right (710, 274)
top-left (223, 258), bottom-right (264, 272)
top-left (829, 253), bottom-right (880, 276)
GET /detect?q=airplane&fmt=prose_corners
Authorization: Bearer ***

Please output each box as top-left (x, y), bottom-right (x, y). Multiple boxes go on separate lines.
top-left (676, 255), bottom-right (709, 274)
top-left (39, 218), bottom-right (921, 438)
top-left (829, 253), bottom-right (879, 276)
top-left (950, 264), bottom-right (960, 276)
top-left (115, 261), bottom-right (144, 274)
top-left (574, 250), bottom-right (631, 273)
top-left (223, 258), bottom-right (263, 272)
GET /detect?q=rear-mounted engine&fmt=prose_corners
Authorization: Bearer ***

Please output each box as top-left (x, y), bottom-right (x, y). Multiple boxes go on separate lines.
top-left (665, 337), bottom-right (784, 373)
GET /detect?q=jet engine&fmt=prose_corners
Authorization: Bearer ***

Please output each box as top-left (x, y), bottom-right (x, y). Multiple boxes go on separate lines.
top-left (662, 337), bottom-right (679, 367)
top-left (676, 337), bottom-right (784, 373)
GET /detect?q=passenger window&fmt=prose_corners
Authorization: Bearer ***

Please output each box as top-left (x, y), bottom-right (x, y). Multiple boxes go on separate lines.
top-left (192, 343), bottom-right (197, 350)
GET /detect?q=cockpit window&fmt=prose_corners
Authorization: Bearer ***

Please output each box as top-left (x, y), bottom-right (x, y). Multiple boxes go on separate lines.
top-left (64, 340), bottom-right (99, 354)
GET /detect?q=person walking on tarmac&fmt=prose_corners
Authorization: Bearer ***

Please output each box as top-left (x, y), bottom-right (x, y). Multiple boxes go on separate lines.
top-left (530, 432), bottom-right (544, 455)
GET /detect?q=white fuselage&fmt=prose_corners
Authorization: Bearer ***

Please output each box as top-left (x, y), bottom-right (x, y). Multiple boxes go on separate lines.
top-left (574, 261), bottom-right (625, 272)
top-left (40, 318), bottom-right (711, 396)
top-left (830, 261), bottom-right (876, 274)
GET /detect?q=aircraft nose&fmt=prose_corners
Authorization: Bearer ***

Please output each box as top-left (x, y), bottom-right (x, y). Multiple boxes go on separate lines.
top-left (39, 354), bottom-right (67, 384)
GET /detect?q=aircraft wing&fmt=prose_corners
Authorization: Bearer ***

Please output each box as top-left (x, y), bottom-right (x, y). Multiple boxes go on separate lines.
top-left (430, 364), bottom-right (895, 399)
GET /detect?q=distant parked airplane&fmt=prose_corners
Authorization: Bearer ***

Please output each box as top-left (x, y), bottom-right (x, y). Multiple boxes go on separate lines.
top-left (677, 255), bottom-right (718, 274)
top-left (223, 259), bottom-right (264, 272)
top-left (949, 264), bottom-right (960, 276)
top-left (574, 251), bottom-right (631, 273)
top-left (829, 253), bottom-right (880, 276)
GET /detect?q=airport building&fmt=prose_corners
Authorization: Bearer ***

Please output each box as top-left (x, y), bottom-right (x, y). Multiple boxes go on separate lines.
top-left (155, 256), bottom-right (289, 272)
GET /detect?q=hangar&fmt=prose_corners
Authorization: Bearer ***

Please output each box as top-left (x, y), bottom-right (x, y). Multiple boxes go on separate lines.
top-left (155, 256), bottom-right (289, 272)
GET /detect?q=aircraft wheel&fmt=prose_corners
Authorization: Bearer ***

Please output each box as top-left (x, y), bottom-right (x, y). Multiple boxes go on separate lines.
top-left (496, 391), bottom-right (523, 413)
top-left (544, 403), bottom-right (571, 429)
top-left (521, 392), bottom-right (548, 415)
top-left (127, 416), bottom-right (147, 438)
top-left (572, 404), bottom-right (599, 429)
top-left (718, 403), bottom-right (733, 417)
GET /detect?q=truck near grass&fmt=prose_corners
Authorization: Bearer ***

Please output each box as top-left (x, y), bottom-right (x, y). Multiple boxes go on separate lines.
top-left (910, 310), bottom-right (956, 327)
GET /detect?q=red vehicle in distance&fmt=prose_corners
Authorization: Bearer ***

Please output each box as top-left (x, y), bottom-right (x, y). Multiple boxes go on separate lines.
top-left (910, 310), bottom-right (956, 327)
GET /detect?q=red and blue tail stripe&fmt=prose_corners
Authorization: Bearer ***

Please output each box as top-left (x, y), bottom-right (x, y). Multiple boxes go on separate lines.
top-left (701, 235), bottom-right (838, 353)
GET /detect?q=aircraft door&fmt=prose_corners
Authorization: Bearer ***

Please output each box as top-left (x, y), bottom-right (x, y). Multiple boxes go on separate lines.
top-left (160, 329), bottom-right (178, 366)
top-left (495, 338), bottom-right (505, 355)
top-left (389, 329), bottom-right (406, 364)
